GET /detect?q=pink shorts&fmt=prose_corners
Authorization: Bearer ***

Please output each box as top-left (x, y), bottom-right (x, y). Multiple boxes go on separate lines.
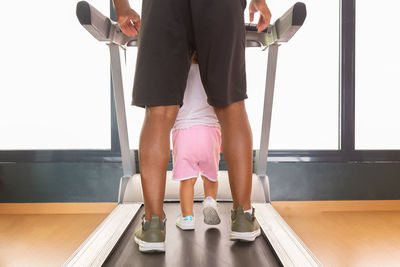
top-left (172, 125), bottom-right (221, 181)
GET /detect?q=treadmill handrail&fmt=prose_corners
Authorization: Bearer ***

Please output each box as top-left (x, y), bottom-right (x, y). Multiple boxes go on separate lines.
top-left (76, 1), bottom-right (134, 47)
top-left (76, 1), bottom-right (306, 48)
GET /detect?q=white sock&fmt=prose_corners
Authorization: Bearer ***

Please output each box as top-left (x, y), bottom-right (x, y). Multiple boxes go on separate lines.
top-left (244, 208), bottom-right (253, 215)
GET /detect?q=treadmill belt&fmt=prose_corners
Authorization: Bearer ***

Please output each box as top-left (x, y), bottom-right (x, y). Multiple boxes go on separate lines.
top-left (104, 203), bottom-right (281, 267)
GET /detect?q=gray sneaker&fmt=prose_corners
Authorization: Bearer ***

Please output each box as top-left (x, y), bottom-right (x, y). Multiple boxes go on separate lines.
top-left (230, 206), bottom-right (261, 242)
top-left (203, 197), bottom-right (221, 225)
top-left (134, 215), bottom-right (166, 252)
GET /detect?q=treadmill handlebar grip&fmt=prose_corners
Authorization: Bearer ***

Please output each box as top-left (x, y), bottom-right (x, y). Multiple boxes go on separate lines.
top-left (245, 24), bottom-right (273, 33)
top-left (76, 1), bottom-right (112, 42)
top-left (245, 2), bottom-right (306, 33)
top-left (275, 2), bottom-right (307, 42)
top-left (287, 2), bottom-right (307, 26)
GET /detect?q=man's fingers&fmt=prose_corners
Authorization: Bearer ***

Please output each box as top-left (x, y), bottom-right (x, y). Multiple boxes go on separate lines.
top-left (135, 20), bottom-right (141, 32)
top-left (257, 22), bottom-right (269, 32)
top-left (117, 9), bottom-right (141, 36)
top-left (257, 14), bottom-right (270, 32)
top-left (131, 15), bottom-right (141, 31)
top-left (257, 16), bottom-right (264, 32)
top-left (128, 23), bottom-right (138, 35)
top-left (128, 19), bottom-right (139, 34)
top-left (249, 4), bottom-right (258, 23)
top-left (249, 1), bottom-right (270, 30)
top-left (121, 22), bottom-right (136, 36)
top-left (249, 9), bottom-right (254, 22)
top-left (257, 5), bottom-right (271, 32)
top-left (121, 25), bottom-right (130, 36)
top-left (261, 5), bottom-right (271, 26)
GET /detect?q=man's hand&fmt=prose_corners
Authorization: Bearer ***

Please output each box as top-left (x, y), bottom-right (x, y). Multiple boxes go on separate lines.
top-left (113, 0), bottom-right (140, 36)
top-left (117, 8), bottom-right (140, 36)
top-left (249, 0), bottom-right (271, 33)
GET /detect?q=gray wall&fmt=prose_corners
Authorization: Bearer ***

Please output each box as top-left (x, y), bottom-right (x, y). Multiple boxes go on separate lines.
top-left (1, 162), bottom-right (399, 202)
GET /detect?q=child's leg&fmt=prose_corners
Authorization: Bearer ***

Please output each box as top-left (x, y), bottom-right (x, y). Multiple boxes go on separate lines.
top-left (180, 178), bottom-right (197, 217)
top-left (202, 175), bottom-right (218, 199)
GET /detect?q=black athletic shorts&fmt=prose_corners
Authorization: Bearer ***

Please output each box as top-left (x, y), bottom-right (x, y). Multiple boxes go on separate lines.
top-left (132, 0), bottom-right (247, 107)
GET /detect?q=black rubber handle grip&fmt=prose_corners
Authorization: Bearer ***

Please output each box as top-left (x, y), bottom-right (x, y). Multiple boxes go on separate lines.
top-left (245, 2), bottom-right (306, 33)
top-left (76, 1), bottom-right (112, 42)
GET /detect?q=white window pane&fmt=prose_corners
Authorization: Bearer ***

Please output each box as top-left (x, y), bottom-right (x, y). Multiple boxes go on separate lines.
top-left (246, 0), bottom-right (339, 150)
top-left (355, 0), bottom-right (400, 150)
top-left (0, 1), bottom-right (111, 150)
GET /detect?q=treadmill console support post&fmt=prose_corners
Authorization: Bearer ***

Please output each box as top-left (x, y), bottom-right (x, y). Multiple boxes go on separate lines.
top-left (255, 44), bottom-right (279, 203)
top-left (109, 44), bottom-right (136, 180)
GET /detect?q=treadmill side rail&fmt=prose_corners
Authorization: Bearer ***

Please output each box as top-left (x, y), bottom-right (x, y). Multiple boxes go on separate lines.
top-left (63, 203), bottom-right (141, 267)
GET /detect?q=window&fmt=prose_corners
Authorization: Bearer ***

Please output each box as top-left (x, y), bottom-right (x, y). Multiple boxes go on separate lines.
top-left (0, 0), bottom-right (111, 150)
top-left (0, 0), bottom-right (361, 162)
top-left (355, 0), bottom-right (400, 150)
top-left (245, 0), bottom-right (340, 150)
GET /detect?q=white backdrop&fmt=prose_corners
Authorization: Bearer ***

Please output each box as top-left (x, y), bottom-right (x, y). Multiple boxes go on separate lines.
top-left (0, 0), bottom-right (111, 150)
top-left (355, 0), bottom-right (400, 149)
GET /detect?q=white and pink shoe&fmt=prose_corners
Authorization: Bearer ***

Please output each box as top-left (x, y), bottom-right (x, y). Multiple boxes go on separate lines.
top-left (176, 215), bottom-right (195, 230)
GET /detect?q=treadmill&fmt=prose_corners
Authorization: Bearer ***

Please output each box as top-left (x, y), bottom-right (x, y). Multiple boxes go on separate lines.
top-left (65, 2), bottom-right (322, 266)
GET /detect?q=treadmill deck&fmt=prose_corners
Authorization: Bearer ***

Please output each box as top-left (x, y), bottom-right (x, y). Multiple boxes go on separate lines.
top-left (104, 203), bottom-right (281, 267)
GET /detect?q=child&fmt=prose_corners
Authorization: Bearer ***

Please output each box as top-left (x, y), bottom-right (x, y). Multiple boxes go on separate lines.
top-left (172, 53), bottom-right (221, 230)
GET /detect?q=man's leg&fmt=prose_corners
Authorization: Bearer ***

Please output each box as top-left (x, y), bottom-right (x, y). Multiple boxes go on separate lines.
top-left (214, 101), bottom-right (252, 211)
top-left (139, 105), bottom-right (179, 220)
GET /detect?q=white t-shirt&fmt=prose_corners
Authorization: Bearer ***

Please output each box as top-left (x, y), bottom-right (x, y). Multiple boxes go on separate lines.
top-left (173, 64), bottom-right (220, 130)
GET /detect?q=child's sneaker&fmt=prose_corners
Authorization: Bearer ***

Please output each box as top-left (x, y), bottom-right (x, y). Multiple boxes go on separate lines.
top-left (230, 206), bottom-right (261, 242)
top-left (202, 196), bottom-right (221, 225)
top-left (134, 215), bottom-right (166, 253)
top-left (176, 215), bottom-right (195, 230)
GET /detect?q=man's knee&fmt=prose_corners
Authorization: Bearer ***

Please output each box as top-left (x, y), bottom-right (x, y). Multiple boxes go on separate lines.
top-left (145, 105), bottom-right (179, 126)
top-left (214, 101), bottom-right (247, 122)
